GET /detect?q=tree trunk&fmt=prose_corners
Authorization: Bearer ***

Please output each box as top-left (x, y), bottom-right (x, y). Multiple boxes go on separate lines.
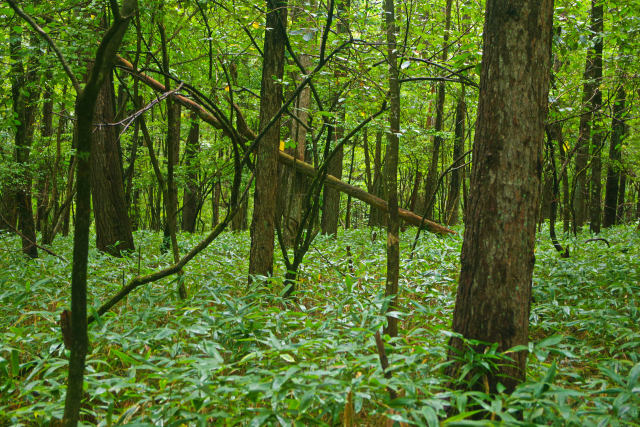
top-left (382, 0), bottom-right (401, 339)
top-left (556, 129), bottom-right (570, 233)
top-left (59, 2), bottom-right (136, 423)
top-left (321, 129), bottom-right (344, 235)
top-left (182, 114), bottom-right (201, 233)
top-left (422, 0), bottom-right (453, 220)
top-left (90, 71), bottom-right (135, 257)
top-left (248, 0), bottom-right (288, 278)
top-left (35, 76), bottom-right (54, 234)
top-left (10, 27), bottom-right (39, 258)
top-left (445, 92), bottom-right (466, 225)
top-left (574, 0), bottom-right (603, 228)
top-left (617, 171), bottom-right (626, 223)
top-left (588, 0), bottom-right (604, 233)
top-left (369, 130), bottom-right (386, 227)
top-left (279, 49), bottom-right (312, 245)
top-left (603, 87), bottom-right (626, 228)
top-left (447, 0), bottom-right (553, 395)
top-left (159, 21), bottom-right (186, 299)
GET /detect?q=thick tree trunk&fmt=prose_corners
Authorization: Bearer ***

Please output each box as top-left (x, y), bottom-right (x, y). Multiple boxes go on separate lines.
top-left (603, 87), bottom-right (626, 228)
top-left (90, 72), bottom-right (135, 256)
top-left (447, 0), bottom-right (553, 395)
top-left (248, 0), bottom-right (288, 278)
top-left (182, 115), bottom-right (201, 233)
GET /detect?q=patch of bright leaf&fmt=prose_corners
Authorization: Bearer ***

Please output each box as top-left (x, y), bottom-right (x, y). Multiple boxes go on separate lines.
top-left (0, 224), bottom-right (638, 425)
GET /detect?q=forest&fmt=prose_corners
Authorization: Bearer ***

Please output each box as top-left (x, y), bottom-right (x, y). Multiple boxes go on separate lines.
top-left (0, 0), bottom-right (639, 425)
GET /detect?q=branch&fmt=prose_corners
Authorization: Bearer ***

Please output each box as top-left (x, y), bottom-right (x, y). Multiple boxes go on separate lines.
top-left (5, 0), bottom-right (81, 93)
top-left (89, 173), bottom-right (254, 323)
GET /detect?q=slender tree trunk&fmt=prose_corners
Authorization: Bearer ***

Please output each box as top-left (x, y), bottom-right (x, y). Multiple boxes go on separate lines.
top-left (10, 27), bottom-right (39, 258)
top-left (35, 76), bottom-right (54, 233)
top-left (447, 0), bottom-right (553, 394)
top-left (182, 114), bottom-right (201, 233)
top-left (159, 21), bottom-right (186, 298)
top-left (603, 86), bottom-right (626, 228)
top-left (369, 130), bottom-right (386, 227)
top-left (588, 0), bottom-right (604, 233)
top-left (445, 91), bottom-right (466, 225)
top-left (321, 0), bottom-right (349, 236)
top-left (90, 71), bottom-right (135, 256)
top-left (248, 0), bottom-right (288, 278)
top-left (574, 0), bottom-right (602, 228)
top-left (61, 3), bottom-right (136, 424)
top-left (617, 171), bottom-right (626, 223)
top-left (557, 130), bottom-right (570, 233)
top-left (382, 0), bottom-right (401, 339)
top-left (423, 0), bottom-right (452, 220)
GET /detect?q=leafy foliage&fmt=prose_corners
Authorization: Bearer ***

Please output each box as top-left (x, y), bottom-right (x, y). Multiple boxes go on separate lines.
top-left (1, 224), bottom-right (638, 425)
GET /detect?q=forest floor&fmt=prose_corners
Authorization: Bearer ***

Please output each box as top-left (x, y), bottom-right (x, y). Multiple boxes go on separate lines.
top-left (0, 224), bottom-right (639, 426)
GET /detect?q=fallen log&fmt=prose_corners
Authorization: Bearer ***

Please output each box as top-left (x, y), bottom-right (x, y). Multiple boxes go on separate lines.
top-left (115, 56), bottom-right (455, 235)
top-left (278, 152), bottom-right (455, 235)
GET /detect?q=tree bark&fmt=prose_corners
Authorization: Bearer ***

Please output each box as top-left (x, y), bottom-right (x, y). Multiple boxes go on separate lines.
top-left (61, 2), bottom-right (137, 424)
top-left (182, 115), bottom-right (201, 233)
top-left (588, 0), bottom-right (604, 233)
top-left (382, 0), bottom-right (401, 339)
top-left (617, 170), bottom-right (626, 223)
top-left (248, 0), bottom-right (288, 279)
top-left (90, 71), bottom-right (135, 256)
top-left (603, 86), bottom-right (626, 228)
top-left (447, 0), bottom-right (553, 394)
top-left (369, 130), bottom-right (387, 227)
top-left (574, 0), bottom-right (603, 228)
top-left (422, 0), bottom-right (453, 220)
top-left (10, 27), bottom-right (39, 258)
top-left (445, 91), bottom-right (466, 225)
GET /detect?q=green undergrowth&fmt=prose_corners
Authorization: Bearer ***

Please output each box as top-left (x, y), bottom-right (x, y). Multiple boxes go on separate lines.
top-left (0, 224), bottom-right (639, 426)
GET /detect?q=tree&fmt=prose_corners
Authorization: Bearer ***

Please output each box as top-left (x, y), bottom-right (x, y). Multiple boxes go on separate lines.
top-left (248, 0), bottom-right (288, 279)
top-left (447, 0), bottom-right (553, 394)
top-left (382, 0), bottom-right (400, 338)
top-left (603, 86), bottom-right (626, 228)
top-left (9, 25), bottom-right (39, 258)
top-left (574, 0), bottom-right (603, 229)
top-left (90, 70), bottom-right (135, 256)
top-left (182, 114), bottom-right (201, 233)
top-left (588, 0), bottom-right (604, 234)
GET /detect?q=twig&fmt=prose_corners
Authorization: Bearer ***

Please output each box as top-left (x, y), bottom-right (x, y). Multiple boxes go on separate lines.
top-left (0, 213), bottom-right (68, 262)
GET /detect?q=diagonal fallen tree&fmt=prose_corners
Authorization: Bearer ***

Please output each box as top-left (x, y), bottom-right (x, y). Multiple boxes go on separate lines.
top-left (115, 55), bottom-right (455, 235)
